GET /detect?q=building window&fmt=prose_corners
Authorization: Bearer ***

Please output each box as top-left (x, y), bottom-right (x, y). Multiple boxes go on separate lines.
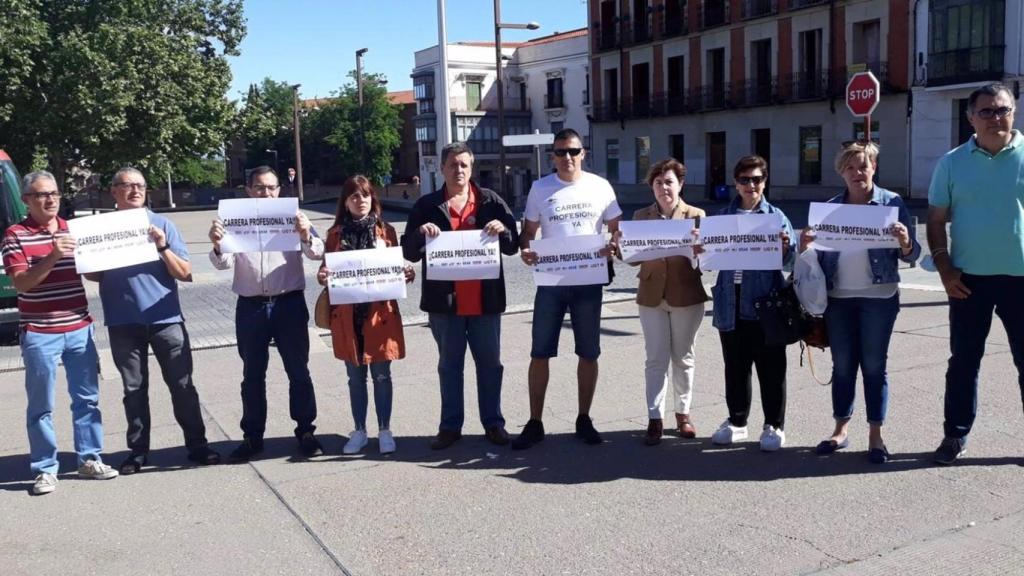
top-left (419, 99), bottom-right (435, 114)
top-left (604, 68), bottom-right (619, 114)
top-left (749, 39), bottom-right (773, 105)
top-left (705, 48), bottom-right (726, 109)
top-left (635, 137), bottom-right (651, 184)
top-left (421, 141), bottom-right (437, 157)
top-left (667, 55), bottom-right (686, 113)
top-left (796, 29), bottom-right (823, 99)
top-left (550, 121), bottom-right (564, 134)
top-left (928, 0), bottom-right (1005, 86)
top-left (670, 134), bottom-right (685, 163)
top-left (415, 120), bottom-right (436, 142)
top-left (546, 77), bottom-right (564, 108)
top-left (606, 139), bottom-right (619, 182)
top-left (799, 126), bottom-right (822, 185)
top-left (852, 120), bottom-right (879, 143)
top-left (852, 20), bottom-right (881, 67)
top-left (466, 81), bottom-right (483, 111)
top-left (414, 81), bottom-right (434, 100)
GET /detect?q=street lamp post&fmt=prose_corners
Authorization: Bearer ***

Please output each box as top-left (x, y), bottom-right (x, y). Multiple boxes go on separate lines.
top-left (265, 149), bottom-right (279, 173)
top-left (356, 48), bottom-right (368, 174)
top-left (291, 83), bottom-right (305, 201)
top-left (493, 1), bottom-right (538, 205)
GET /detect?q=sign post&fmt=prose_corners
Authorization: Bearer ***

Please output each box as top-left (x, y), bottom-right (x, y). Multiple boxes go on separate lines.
top-left (502, 130), bottom-right (554, 211)
top-left (845, 71), bottom-right (881, 143)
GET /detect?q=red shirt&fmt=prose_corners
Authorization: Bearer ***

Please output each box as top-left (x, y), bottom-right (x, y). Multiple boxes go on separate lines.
top-left (1, 216), bottom-right (92, 333)
top-left (447, 186), bottom-right (483, 316)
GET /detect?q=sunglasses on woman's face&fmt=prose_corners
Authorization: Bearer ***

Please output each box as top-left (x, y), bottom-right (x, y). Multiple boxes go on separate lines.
top-left (553, 148), bottom-right (583, 157)
top-left (736, 176), bottom-right (765, 186)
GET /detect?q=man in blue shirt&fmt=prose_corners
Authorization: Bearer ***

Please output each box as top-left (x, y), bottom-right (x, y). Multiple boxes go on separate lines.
top-left (927, 83), bottom-right (1024, 465)
top-left (88, 167), bottom-right (218, 474)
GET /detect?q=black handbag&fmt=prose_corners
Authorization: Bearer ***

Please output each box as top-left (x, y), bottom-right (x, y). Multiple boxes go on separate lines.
top-left (753, 284), bottom-right (805, 347)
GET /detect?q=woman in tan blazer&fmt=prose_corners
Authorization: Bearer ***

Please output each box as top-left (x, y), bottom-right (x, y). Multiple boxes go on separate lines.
top-left (628, 158), bottom-right (708, 445)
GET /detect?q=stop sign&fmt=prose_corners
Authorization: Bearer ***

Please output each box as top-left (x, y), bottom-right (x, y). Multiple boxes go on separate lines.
top-left (845, 71), bottom-right (880, 117)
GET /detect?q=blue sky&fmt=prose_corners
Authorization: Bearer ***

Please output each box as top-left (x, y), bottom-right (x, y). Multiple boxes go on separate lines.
top-left (228, 0), bottom-right (589, 102)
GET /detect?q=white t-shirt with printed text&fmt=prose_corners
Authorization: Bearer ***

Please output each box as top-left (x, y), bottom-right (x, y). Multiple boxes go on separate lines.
top-left (524, 172), bottom-right (622, 239)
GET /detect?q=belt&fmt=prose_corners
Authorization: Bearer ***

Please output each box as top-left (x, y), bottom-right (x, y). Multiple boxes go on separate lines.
top-left (238, 289), bottom-right (303, 304)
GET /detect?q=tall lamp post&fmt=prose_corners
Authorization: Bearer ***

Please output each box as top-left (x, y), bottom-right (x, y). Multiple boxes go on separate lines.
top-left (291, 83), bottom-right (305, 201)
top-left (356, 48), bottom-right (369, 174)
top-left (265, 149), bottom-right (279, 173)
top-left (493, 1), bottom-right (538, 205)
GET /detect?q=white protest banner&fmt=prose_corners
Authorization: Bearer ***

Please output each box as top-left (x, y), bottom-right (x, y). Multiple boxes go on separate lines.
top-left (808, 202), bottom-right (899, 251)
top-left (618, 219), bottom-right (694, 264)
top-left (531, 234), bottom-right (608, 286)
top-left (425, 230), bottom-right (501, 281)
top-left (325, 247), bottom-right (407, 305)
top-left (698, 213), bottom-right (783, 271)
top-left (218, 197), bottom-right (300, 253)
top-left (68, 208), bottom-right (157, 273)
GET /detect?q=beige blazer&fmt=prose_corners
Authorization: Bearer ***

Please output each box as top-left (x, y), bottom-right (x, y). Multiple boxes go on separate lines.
top-left (631, 202), bottom-right (709, 308)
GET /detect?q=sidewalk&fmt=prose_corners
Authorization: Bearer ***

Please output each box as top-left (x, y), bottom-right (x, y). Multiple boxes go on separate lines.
top-left (1, 288), bottom-right (1022, 575)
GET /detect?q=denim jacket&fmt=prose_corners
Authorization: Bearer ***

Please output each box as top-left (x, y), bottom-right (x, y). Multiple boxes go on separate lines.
top-left (711, 197), bottom-right (795, 332)
top-left (817, 185), bottom-right (921, 290)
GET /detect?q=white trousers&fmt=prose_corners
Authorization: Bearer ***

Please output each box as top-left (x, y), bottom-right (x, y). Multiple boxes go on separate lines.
top-left (639, 300), bottom-right (705, 419)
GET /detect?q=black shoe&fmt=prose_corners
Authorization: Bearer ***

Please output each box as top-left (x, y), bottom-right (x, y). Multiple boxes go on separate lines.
top-left (933, 437), bottom-right (966, 465)
top-left (298, 432), bottom-right (324, 457)
top-left (511, 419), bottom-right (545, 450)
top-left (187, 446), bottom-right (221, 466)
top-left (575, 415), bottom-right (603, 445)
top-left (118, 453), bottom-right (147, 475)
top-left (485, 425), bottom-right (510, 446)
top-left (228, 438), bottom-right (264, 462)
top-left (429, 429), bottom-right (462, 450)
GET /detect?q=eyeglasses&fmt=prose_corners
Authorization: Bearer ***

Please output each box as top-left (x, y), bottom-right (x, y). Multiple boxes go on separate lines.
top-left (113, 182), bottom-right (146, 191)
top-left (553, 148), bottom-right (583, 158)
top-left (251, 184), bottom-right (280, 193)
top-left (25, 191), bottom-right (60, 200)
top-left (974, 106), bottom-right (1014, 120)
top-left (736, 176), bottom-right (765, 186)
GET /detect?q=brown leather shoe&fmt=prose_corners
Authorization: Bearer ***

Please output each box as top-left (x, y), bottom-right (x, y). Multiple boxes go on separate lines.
top-left (429, 429), bottom-right (462, 450)
top-left (676, 413), bottom-right (697, 438)
top-left (644, 419), bottom-right (663, 446)
top-left (485, 425), bottom-right (510, 446)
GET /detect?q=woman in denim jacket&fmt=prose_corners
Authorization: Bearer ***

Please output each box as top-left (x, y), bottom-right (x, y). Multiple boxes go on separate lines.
top-left (708, 155), bottom-right (795, 452)
top-left (799, 141), bottom-right (920, 463)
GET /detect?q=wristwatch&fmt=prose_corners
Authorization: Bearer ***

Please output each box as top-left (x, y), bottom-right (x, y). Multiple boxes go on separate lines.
top-left (157, 244), bottom-right (170, 252)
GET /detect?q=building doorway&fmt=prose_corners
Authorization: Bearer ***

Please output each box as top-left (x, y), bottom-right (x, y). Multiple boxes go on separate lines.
top-left (706, 131), bottom-right (727, 200)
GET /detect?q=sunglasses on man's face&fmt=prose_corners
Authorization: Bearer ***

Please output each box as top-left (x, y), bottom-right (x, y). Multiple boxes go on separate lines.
top-left (974, 106), bottom-right (1014, 120)
top-left (736, 176), bottom-right (765, 186)
top-left (553, 148), bottom-right (583, 158)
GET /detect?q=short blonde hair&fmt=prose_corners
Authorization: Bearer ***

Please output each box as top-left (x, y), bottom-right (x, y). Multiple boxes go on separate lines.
top-left (835, 141), bottom-right (879, 175)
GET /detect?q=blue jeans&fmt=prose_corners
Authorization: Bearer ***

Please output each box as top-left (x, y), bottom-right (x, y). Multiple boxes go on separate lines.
top-left (21, 325), bottom-right (104, 475)
top-left (344, 361), bottom-right (393, 430)
top-left (944, 274), bottom-right (1024, 440)
top-left (427, 313), bottom-right (504, 432)
top-left (530, 284), bottom-right (603, 359)
top-left (824, 294), bottom-right (900, 424)
top-left (235, 291), bottom-right (317, 439)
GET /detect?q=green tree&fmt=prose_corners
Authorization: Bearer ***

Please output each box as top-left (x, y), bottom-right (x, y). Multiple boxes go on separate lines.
top-left (236, 78), bottom-right (296, 172)
top-left (0, 0), bottom-right (245, 187)
top-left (322, 72), bottom-right (402, 185)
top-left (172, 157), bottom-right (225, 187)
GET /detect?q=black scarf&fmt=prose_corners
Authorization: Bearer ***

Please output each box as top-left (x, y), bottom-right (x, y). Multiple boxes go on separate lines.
top-left (340, 213), bottom-right (378, 357)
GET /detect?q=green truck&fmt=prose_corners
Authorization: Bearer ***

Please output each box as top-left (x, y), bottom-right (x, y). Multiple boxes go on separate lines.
top-left (0, 150), bottom-right (27, 343)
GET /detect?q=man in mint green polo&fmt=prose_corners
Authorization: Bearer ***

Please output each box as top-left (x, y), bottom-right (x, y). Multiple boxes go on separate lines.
top-left (926, 82), bottom-right (1024, 465)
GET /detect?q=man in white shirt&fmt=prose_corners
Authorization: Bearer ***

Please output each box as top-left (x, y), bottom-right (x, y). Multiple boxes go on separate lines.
top-left (512, 129), bottom-right (622, 449)
top-left (208, 166), bottom-right (324, 461)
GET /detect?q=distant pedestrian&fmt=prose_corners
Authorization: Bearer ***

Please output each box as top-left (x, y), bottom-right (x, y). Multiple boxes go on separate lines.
top-left (317, 175), bottom-right (415, 455)
top-left (2, 171), bottom-right (118, 495)
top-left (926, 82), bottom-right (1024, 465)
top-left (402, 142), bottom-right (519, 450)
top-left (87, 167), bottom-right (220, 475)
top-left (208, 166), bottom-right (323, 461)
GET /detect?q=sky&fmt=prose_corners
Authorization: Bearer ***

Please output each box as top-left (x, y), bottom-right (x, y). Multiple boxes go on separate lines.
top-left (228, 0), bottom-right (589, 102)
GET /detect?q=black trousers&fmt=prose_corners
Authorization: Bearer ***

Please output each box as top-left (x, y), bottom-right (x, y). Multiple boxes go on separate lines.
top-left (719, 289), bottom-right (787, 430)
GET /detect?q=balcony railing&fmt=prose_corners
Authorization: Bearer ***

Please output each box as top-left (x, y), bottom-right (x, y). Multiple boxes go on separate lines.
top-left (592, 20), bottom-right (621, 52)
top-left (699, 1), bottom-right (730, 30)
top-left (653, 91), bottom-right (693, 116)
top-left (927, 46), bottom-right (1005, 87)
top-left (734, 78), bottom-right (777, 107)
top-left (622, 16), bottom-right (654, 45)
top-left (697, 83), bottom-right (730, 110)
top-left (661, 9), bottom-right (688, 37)
top-left (834, 61), bottom-right (893, 94)
top-left (545, 94), bottom-right (565, 109)
top-left (449, 96), bottom-right (530, 113)
top-left (591, 100), bottom-right (621, 123)
top-left (741, 0), bottom-right (777, 19)
top-left (778, 70), bottom-right (831, 102)
top-left (790, 0), bottom-right (828, 8)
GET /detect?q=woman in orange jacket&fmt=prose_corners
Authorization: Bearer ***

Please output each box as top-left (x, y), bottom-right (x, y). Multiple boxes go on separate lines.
top-left (317, 175), bottom-right (414, 455)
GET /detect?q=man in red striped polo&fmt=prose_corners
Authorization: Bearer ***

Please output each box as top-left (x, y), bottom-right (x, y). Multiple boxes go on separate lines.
top-left (1, 171), bottom-right (118, 495)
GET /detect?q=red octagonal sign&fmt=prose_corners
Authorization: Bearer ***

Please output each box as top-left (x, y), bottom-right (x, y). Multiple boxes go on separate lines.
top-left (846, 71), bottom-right (880, 117)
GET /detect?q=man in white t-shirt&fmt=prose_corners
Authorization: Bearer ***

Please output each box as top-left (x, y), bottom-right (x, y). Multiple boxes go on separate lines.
top-left (512, 128), bottom-right (622, 449)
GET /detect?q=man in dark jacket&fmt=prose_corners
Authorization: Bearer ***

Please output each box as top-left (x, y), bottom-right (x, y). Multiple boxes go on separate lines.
top-left (402, 141), bottom-right (519, 450)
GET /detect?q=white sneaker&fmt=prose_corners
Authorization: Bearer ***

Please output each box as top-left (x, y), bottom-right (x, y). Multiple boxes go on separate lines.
top-left (378, 429), bottom-right (396, 454)
top-left (78, 460), bottom-right (118, 480)
top-left (760, 425), bottom-right (786, 452)
top-left (32, 473), bottom-right (58, 495)
top-left (343, 430), bottom-right (368, 454)
top-left (711, 420), bottom-right (748, 445)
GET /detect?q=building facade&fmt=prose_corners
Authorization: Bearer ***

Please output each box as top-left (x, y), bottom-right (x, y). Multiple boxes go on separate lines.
top-left (588, 0), bottom-right (913, 203)
top-left (411, 29), bottom-right (590, 206)
top-left (909, 0), bottom-right (1023, 197)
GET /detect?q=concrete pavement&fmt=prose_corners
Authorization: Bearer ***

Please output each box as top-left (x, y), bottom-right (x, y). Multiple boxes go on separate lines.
top-left (2, 285), bottom-right (1024, 575)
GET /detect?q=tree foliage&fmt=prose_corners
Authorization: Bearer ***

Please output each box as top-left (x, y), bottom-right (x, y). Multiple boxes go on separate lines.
top-left (0, 0), bottom-right (245, 187)
top-left (322, 71), bottom-right (402, 186)
top-left (172, 157), bottom-right (225, 187)
top-left (236, 78), bottom-right (296, 171)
